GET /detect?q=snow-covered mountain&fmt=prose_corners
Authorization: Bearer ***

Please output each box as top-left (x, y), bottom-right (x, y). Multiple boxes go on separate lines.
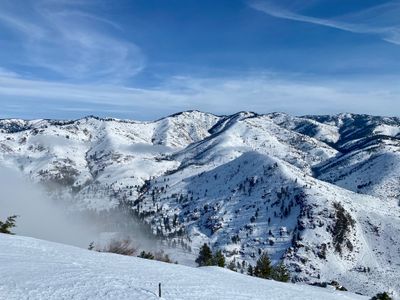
top-left (0, 233), bottom-right (367, 300)
top-left (270, 113), bottom-right (400, 203)
top-left (0, 111), bottom-right (399, 297)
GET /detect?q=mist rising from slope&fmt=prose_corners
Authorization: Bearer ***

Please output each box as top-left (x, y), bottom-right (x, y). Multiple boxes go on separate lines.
top-left (0, 168), bottom-right (158, 250)
top-left (0, 168), bottom-right (98, 247)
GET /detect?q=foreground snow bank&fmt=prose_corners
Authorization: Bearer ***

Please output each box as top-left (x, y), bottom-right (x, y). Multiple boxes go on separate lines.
top-left (0, 234), bottom-right (367, 300)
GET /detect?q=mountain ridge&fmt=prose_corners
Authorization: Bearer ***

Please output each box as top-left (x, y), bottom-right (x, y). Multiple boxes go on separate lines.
top-left (0, 110), bottom-right (399, 297)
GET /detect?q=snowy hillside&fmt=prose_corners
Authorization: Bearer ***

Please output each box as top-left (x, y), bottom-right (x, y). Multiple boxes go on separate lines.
top-left (0, 111), bottom-right (399, 297)
top-left (0, 111), bottom-right (219, 210)
top-left (271, 113), bottom-right (400, 201)
top-left (135, 151), bottom-right (400, 296)
top-left (0, 234), bottom-right (367, 300)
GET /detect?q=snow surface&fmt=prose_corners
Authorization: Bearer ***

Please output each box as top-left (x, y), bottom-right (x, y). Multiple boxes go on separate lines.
top-left (0, 233), bottom-right (367, 300)
top-left (136, 151), bottom-right (400, 296)
top-left (373, 124), bottom-right (400, 137)
top-left (1, 111), bottom-right (400, 297)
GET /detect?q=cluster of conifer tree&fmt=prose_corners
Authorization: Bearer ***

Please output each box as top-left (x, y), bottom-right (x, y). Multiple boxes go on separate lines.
top-left (195, 243), bottom-right (225, 267)
top-left (370, 292), bottom-right (392, 300)
top-left (195, 244), bottom-right (289, 282)
top-left (247, 252), bottom-right (290, 282)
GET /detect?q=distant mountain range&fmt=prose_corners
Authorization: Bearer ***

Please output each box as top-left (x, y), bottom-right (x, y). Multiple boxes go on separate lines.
top-left (1, 111), bottom-right (399, 296)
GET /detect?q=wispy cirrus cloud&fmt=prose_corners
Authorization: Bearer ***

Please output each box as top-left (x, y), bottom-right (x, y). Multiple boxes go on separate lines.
top-left (1, 71), bottom-right (399, 120)
top-left (248, 0), bottom-right (400, 46)
top-left (0, 0), bottom-right (399, 120)
top-left (0, 0), bottom-right (144, 83)
top-left (0, 67), bottom-right (19, 78)
top-left (0, 12), bottom-right (45, 38)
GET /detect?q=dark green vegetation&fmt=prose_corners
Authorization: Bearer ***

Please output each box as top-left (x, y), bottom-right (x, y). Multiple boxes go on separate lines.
top-left (247, 252), bottom-right (290, 282)
top-left (371, 292), bottom-right (393, 300)
top-left (331, 202), bottom-right (355, 254)
top-left (195, 243), bottom-right (225, 267)
top-left (139, 250), bottom-right (173, 263)
top-left (0, 215), bottom-right (18, 235)
top-left (195, 245), bottom-right (289, 282)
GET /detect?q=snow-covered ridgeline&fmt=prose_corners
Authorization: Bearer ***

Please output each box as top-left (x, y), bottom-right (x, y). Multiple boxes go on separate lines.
top-left (0, 111), bottom-right (399, 297)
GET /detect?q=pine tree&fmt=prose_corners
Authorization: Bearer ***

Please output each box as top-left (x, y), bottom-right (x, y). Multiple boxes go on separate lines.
top-left (88, 242), bottom-right (95, 251)
top-left (227, 260), bottom-right (237, 271)
top-left (247, 265), bottom-right (254, 276)
top-left (0, 215), bottom-right (18, 235)
top-left (271, 262), bottom-right (290, 282)
top-left (371, 292), bottom-right (393, 300)
top-left (255, 252), bottom-right (272, 279)
top-left (139, 251), bottom-right (155, 260)
top-left (254, 265), bottom-right (260, 277)
top-left (212, 250), bottom-right (225, 267)
top-left (195, 243), bottom-right (213, 266)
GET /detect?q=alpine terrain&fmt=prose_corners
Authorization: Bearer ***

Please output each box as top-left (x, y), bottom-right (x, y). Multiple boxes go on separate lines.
top-left (0, 111), bottom-right (399, 297)
top-left (0, 233), bottom-right (368, 300)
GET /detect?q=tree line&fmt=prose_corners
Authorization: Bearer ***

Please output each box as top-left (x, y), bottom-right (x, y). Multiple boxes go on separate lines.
top-left (195, 243), bottom-right (289, 282)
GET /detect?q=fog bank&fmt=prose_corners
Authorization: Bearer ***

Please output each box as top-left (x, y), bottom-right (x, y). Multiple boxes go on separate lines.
top-left (0, 168), bottom-right (98, 247)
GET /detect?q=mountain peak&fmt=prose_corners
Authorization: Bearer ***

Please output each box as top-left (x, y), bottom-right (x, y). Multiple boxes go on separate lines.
top-left (0, 111), bottom-right (399, 296)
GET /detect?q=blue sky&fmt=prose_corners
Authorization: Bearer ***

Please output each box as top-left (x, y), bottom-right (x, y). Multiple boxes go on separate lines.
top-left (0, 0), bottom-right (399, 120)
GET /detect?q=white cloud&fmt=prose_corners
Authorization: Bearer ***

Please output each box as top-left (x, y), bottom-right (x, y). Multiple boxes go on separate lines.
top-left (248, 0), bottom-right (400, 46)
top-left (0, 0), bottom-right (398, 119)
top-left (0, 67), bottom-right (19, 78)
top-left (0, 12), bottom-right (45, 38)
top-left (0, 0), bottom-right (144, 83)
top-left (0, 72), bottom-right (399, 119)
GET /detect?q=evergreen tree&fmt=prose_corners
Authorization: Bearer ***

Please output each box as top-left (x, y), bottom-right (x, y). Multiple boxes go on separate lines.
top-left (271, 262), bottom-right (290, 282)
top-left (195, 243), bottom-right (213, 266)
top-left (255, 252), bottom-right (272, 279)
top-left (88, 242), bottom-right (95, 251)
top-left (247, 265), bottom-right (254, 276)
top-left (0, 215), bottom-right (18, 235)
top-left (227, 260), bottom-right (237, 272)
top-left (139, 251), bottom-right (155, 260)
top-left (371, 292), bottom-right (392, 300)
top-left (254, 265), bottom-right (260, 277)
top-left (212, 250), bottom-right (225, 267)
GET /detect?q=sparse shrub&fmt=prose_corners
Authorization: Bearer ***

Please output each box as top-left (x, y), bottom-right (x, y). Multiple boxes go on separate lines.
top-left (0, 215), bottom-right (18, 235)
top-left (154, 250), bottom-right (172, 263)
top-left (138, 250), bottom-right (174, 263)
top-left (102, 239), bottom-right (137, 256)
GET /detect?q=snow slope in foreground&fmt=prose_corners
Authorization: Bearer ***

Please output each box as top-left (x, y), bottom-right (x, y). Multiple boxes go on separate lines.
top-left (0, 234), bottom-right (367, 300)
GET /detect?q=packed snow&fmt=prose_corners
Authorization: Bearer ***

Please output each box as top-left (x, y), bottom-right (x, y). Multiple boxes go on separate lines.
top-left (0, 234), bottom-right (367, 300)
